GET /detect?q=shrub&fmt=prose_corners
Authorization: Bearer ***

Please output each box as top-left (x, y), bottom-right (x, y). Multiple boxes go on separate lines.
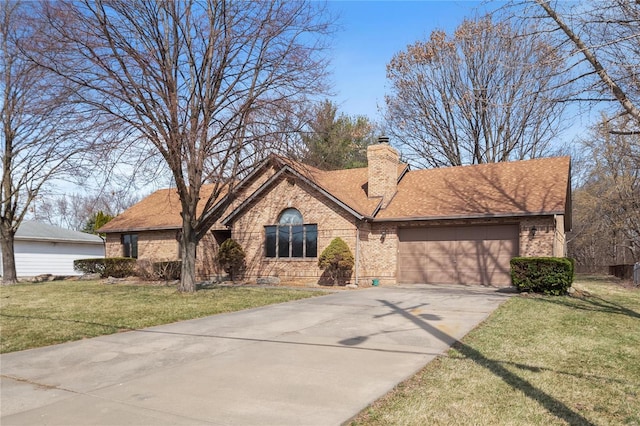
top-left (318, 237), bottom-right (354, 286)
top-left (567, 257), bottom-right (576, 278)
top-left (74, 257), bottom-right (137, 278)
top-left (135, 259), bottom-right (158, 280)
top-left (154, 261), bottom-right (181, 280)
top-left (216, 239), bottom-right (245, 281)
top-left (135, 260), bottom-right (181, 281)
top-left (510, 257), bottom-right (574, 295)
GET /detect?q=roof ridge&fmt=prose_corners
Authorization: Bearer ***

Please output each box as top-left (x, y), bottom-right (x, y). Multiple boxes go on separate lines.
top-left (406, 156), bottom-right (570, 174)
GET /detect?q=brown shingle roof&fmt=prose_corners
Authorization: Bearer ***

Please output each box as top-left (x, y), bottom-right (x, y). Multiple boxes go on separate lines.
top-left (377, 156), bottom-right (570, 220)
top-left (313, 167), bottom-right (378, 215)
top-left (100, 155), bottom-right (570, 233)
top-left (270, 158), bottom-right (408, 217)
top-left (98, 184), bottom-right (222, 233)
top-left (313, 165), bottom-right (409, 217)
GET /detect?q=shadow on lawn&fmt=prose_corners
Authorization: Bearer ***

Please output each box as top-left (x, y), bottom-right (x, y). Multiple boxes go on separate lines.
top-left (531, 294), bottom-right (640, 319)
top-left (374, 299), bottom-right (596, 426)
top-left (501, 360), bottom-right (635, 386)
top-left (0, 313), bottom-right (134, 332)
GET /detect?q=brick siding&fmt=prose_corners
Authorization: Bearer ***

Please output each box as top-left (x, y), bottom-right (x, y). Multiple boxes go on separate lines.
top-left (104, 230), bottom-right (178, 260)
top-left (367, 143), bottom-right (399, 208)
top-left (230, 173), bottom-right (357, 285)
top-left (519, 217), bottom-right (556, 257)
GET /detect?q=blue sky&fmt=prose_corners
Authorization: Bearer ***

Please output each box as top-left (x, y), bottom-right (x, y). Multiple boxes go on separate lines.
top-left (326, 1), bottom-right (497, 122)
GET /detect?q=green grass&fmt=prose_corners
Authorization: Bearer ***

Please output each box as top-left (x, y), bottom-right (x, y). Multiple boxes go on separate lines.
top-left (0, 280), bottom-right (324, 354)
top-left (352, 276), bottom-right (640, 426)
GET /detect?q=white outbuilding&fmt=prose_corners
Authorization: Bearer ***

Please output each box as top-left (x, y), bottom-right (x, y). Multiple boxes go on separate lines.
top-left (0, 221), bottom-right (105, 278)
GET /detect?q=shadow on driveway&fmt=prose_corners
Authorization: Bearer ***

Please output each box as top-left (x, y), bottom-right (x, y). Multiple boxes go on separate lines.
top-left (350, 299), bottom-right (596, 426)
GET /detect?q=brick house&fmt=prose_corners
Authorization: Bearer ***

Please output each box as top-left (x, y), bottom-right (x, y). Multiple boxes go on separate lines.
top-left (99, 140), bottom-right (571, 287)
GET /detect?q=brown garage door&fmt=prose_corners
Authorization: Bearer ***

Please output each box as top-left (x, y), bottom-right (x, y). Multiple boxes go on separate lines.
top-left (397, 225), bottom-right (519, 286)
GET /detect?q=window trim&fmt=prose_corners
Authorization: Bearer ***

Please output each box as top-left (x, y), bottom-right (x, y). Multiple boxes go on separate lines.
top-left (265, 209), bottom-right (317, 259)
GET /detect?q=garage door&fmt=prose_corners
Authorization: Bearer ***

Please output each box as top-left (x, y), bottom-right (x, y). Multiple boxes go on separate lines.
top-left (397, 225), bottom-right (519, 286)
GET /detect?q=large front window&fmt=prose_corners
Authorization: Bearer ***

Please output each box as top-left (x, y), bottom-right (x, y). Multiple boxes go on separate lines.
top-left (265, 208), bottom-right (317, 258)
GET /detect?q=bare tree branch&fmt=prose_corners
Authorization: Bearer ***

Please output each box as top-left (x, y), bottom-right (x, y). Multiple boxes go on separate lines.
top-left (30, 0), bottom-right (333, 292)
top-left (385, 15), bottom-right (568, 168)
top-left (569, 118), bottom-right (640, 266)
top-left (1, 0), bottom-right (100, 284)
top-left (535, 0), bottom-right (640, 125)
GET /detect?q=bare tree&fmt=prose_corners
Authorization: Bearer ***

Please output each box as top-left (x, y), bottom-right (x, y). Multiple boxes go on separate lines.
top-left (385, 16), bottom-right (568, 168)
top-left (568, 118), bottom-right (640, 269)
top-left (520, 1), bottom-right (640, 134)
top-left (33, 188), bottom-right (140, 231)
top-left (1, 1), bottom-right (97, 284)
top-left (32, 0), bottom-right (332, 292)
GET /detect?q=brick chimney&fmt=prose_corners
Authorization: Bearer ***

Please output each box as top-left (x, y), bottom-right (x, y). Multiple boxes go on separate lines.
top-left (367, 136), bottom-right (399, 208)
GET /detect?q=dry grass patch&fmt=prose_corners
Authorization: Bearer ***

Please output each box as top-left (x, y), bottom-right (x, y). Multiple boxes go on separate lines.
top-left (352, 276), bottom-right (640, 426)
top-left (0, 280), bottom-right (324, 353)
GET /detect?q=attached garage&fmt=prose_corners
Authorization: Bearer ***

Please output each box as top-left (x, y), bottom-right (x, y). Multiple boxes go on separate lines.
top-left (397, 224), bottom-right (519, 286)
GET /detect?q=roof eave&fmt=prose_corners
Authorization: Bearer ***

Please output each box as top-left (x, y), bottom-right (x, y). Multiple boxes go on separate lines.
top-left (277, 168), bottom-right (367, 221)
top-left (221, 165), bottom-right (366, 225)
top-left (15, 236), bottom-right (104, 244)
top-left (100, 225), bottom-right (181, 234)
top-left (372, 210), bottom-right (566, 223)
top-left (398, 163), bottom-right (410, 181)
top-left (198, 156), bottom-right (277, 227)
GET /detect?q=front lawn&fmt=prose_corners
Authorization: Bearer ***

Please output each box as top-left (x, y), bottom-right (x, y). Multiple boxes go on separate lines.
top-left (352, 275), bottom-right (640, 425)
top-left (0, 280), bottom-right (324, 353)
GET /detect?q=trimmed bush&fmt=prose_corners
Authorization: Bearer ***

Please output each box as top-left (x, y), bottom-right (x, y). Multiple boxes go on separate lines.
top-left (216, 239), bottom-right (246, 281)
top-left (318, 237), bottom-right (354, 286)
top-left (74, 257), bottom-right (137, 278)
top-left (567, 257), bottom-right (576, 278)
top-left (510, 257), bottom-right (574, 295)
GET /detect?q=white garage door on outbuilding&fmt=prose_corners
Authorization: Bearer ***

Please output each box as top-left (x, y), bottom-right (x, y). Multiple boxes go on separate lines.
top-left (397, 224), bottom-right (519, 286)
top-left (0, 221), bottom-right (105, 278)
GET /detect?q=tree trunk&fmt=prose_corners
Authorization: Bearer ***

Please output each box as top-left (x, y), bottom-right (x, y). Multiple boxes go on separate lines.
top-left (177, 217), bottom-right (198, 293)
top-left (0, 222), bottom-right (17, 285)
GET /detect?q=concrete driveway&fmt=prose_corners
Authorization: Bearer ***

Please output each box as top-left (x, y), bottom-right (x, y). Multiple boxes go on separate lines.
top-left (1, 284), bottom-right (512, 425)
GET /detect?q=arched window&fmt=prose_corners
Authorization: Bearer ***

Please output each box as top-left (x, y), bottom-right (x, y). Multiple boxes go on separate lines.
top-left (265, 209), bottom-right (317, 258)
top-left (279, 208), bottom-right (303, 225)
